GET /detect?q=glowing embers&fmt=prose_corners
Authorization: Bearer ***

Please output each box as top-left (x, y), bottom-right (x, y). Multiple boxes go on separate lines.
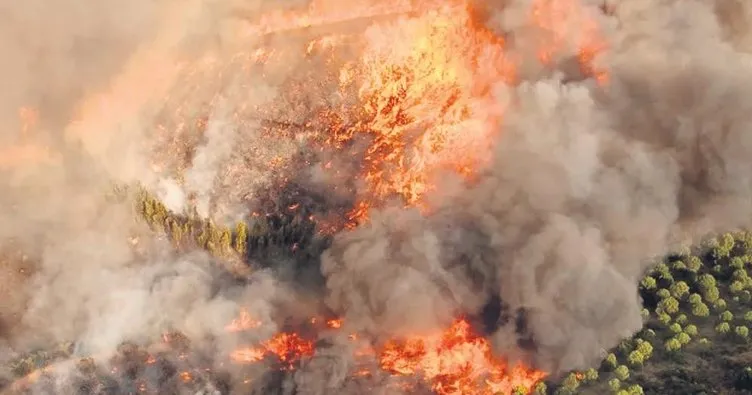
top-left (225, 311), bottom-right (546, 394)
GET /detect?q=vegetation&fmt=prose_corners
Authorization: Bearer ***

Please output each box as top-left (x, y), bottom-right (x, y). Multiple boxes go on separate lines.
top-left (6, 188), bottom-right (752, 394)
top-left (540, 231), bottom-right (752, 394)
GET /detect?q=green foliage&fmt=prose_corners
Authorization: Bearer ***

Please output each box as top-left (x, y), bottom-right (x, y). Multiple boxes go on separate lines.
top-left (658, 296), bottom-right (680, 315)
top-left (692, 302), bottom-right (710, 317)
top-left (560, 373), bottom-right (580, 392)
top-left (665, 338), bottom-right (682, 352)
top-left (720, 310), bottom-right (734, 322)
top-left (714, 299), bottom-right (728, 311)
top-left (656, 288), bottom-right (670, 299)
top-left (614, 365), bottom-right (630, 381)
top-left (698, 274), bottom-right (717, 290)
top-left (716, 322), bottom-right (731, 334)
top-left (704, 286), bottom-right (720, 303)
top-left (676, 332), bottom-right (691, 345)
top-left (512, 386), bottom-right (527, 395)
top-left (604, 353), bottom-right (618, 370)
top-left (658, 312), bottom-right (672, 325)
top-left (608, 378), bottom-right (621, 392)
top-left (532, 381), bottom-right (547, 395)
top-left (627, 350), bottom-right (644, 367)
top-left (626, 384), bottom-right (644, 395)
top-left (584, 368), bottom-right (598, 382)
top-left (675, 313), bottom-right (688, 325)
top-left (686, 256), bottom-right (703, 272)
top-left (672, 260), bottom-right (686, 271)
top-left (640, 276), bottom-right (656, 290)
top-left (688, 293), bottom-right (702, 305)
top-left (669, 323), bottom-right (682, 334)
top-left (635, 339), bottom-right (653, 358)
top-left (744, 311), bottom-right (752, 322)
top-left (684, 324), bottom-right (699, 337)
top-left (670, 281), bottom-right (690, 299)
top-left (735, 326), bottom-right (749, 340)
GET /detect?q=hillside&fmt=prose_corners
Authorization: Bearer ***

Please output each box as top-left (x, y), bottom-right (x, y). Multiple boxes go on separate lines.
top-left (5, 188), bottom-right (752, 395)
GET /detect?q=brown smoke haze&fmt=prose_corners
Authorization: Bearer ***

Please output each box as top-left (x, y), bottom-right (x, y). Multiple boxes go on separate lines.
top-left (2, 0), bottom-right (752, 393)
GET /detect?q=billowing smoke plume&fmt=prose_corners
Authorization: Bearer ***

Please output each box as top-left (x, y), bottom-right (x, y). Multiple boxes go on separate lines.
top-left (2, 0), bottom-right (752, 393)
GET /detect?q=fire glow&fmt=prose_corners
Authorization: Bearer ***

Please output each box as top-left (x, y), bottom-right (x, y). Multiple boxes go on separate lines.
top-left (228, 312), bottom-right (546, 395)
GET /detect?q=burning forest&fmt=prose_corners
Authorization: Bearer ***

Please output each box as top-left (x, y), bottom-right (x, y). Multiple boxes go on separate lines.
top-left (3, 0), bottom-right (752, 394)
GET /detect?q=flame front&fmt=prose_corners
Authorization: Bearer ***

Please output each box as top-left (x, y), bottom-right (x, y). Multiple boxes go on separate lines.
top-left (228, 315), bottom-right (546, 394)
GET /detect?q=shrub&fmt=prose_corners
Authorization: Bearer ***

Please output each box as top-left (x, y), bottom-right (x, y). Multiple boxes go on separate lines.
top-left (656, 289), bottom-right (671, 300)
top-left (672, 260), bottom-right (687, 271)
top-left (636, 340), bottom-right (653, 357)
top-left (669, 323), bottom-right (682, 334)
top-left (714, 299), bottom-right (728, 311)
top-left (736, 326), bottom-right (749, 340)
top-left (716, 322), bottom-right (731, 334)
top-left (658, 312), bottom-right (672, 325)
top-left (731, 281), bottom-right (746, 294)
top-left (688, 293), bottom-right (702, 305)
top-left (676, 314), bottom-right (688, 325)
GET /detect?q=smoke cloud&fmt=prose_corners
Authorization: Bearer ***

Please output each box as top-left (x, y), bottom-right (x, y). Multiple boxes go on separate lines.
top-left (2, 0), bottom-right (752, 393)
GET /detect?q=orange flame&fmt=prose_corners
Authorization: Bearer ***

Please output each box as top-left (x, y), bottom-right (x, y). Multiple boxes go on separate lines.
top-left (227, 313), bottom-right (546, 394)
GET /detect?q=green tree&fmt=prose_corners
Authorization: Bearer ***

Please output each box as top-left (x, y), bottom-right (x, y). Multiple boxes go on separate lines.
top-left (627, 350), bottom-right (644, 367)
top-left (532, 381), bottom-right (547, 395)
top-left (665, 338), bottom-right (682, 352)
top-left (636, 339), bottom-right (653, 358)
top-left (676, 314), bottom-right (688, 325)
top-left (609, 378), bottom-right (621, 392)
top-left (640, 308), bottom-right (650, 320)
top-left (604, 353), bottom-right (618, 370)
top-left (560, 373), bottom-right (579, 393)
top-left (731, 281), bottom-right (746, 294)
top-left (736, 326), bottom-right (749, 340)
top-left (704, 286), bottom-right (720, 303)
top-left (676, 332), bottom-right (691, 345)
top-left (684, 324), bottom-right (699, 337)
top-left (658, 312), bottom-right (672, 325)
top-left (687, 256), bottom-right (703, 272)
top-left (584, 368), bottom-right (598, 382)
top-left (692, 302), bottom-right (710, 317)
top-left (688, 293), bottom-right (702, 305)
top-left (640, 276), bottom-right (657, 290)
top-left (512, 386), bottom-right (527, 395)
top-left (670, 281), bottom-right (690, 299)
top-left (672, 260), bottom-right (687, 271)
top-left (699, 274), bottom-right (717, 290)
top-left (658, 296), bottom-right (680, 315)
top-left (614, 365), bottom-right (630, 381)
top-left (669, 323), bottom-right (682, 334)
top-left (721, 310), bottom-right (734, 322)
top-left (716, 322), bottom-right (731, 334)
top-left (627, 384), bottom-right (645, 395)
top-left (234, 222), bottom-right (249, 255)
top-left (656, 288), bottom-right (671, 299)
top-left (714, 299), bottom-right (728, 311)
top-left (745, 311), bottom-right (752, 322)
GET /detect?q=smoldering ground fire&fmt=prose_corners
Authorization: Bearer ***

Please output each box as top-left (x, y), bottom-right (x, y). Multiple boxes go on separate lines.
top-left (3, 0), bottom-right (752, 393)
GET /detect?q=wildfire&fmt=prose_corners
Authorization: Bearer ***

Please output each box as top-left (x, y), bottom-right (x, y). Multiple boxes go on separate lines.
top-left (227, 313), bottom-right (546, 394)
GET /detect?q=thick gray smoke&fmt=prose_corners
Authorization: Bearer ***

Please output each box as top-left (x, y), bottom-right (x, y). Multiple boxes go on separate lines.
top-left (322, 0), bottom-right (752, 377)
top-left (3, 0), bottom-right (752, 393)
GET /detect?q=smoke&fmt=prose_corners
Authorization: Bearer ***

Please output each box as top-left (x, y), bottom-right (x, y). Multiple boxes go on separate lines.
top-left (3, 0), bottom-right (752, 393)
top-left (321, 0), bottom-right (752, 377)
